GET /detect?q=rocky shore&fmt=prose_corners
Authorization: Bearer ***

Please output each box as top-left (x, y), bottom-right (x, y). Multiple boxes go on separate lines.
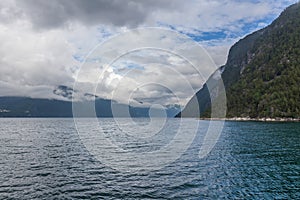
top-left (200, 117), bottom-right (300, 122)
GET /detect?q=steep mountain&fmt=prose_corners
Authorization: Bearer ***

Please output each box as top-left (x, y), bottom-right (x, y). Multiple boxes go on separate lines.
top-left (178, 2), bottom-right (300, 118)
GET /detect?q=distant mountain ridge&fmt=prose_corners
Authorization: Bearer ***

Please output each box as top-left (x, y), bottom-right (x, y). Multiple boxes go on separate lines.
top-left (178, 2), bottom-right (300, 118)
top-left (0, 85), bottom-right (181, 117)
top-left (0, 96), bottom-right (180, 117)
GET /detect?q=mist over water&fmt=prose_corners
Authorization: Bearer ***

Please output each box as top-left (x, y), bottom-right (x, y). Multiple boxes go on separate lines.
top-left (0, 118), bottom-right (299, 199)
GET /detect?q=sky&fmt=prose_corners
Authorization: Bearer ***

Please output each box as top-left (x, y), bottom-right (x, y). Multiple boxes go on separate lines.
top-left (0, 0), bottom-right (298, 107)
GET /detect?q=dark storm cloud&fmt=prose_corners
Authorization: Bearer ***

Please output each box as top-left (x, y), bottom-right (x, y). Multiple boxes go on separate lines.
top-left (16, 0), bottom-right (180, 29)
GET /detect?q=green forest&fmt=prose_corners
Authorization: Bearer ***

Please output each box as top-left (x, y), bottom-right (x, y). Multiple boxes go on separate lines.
top-left (178, 2), bottom-right (300, 119)
top-left (227, 3), bottom-right (300, 118)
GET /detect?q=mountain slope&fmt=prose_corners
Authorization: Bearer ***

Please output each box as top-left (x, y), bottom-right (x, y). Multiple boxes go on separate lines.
top-left (178, 2), bottom-right (300, 118)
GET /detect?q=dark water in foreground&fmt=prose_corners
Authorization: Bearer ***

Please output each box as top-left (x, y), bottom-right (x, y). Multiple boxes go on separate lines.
top-left (0, 118), bottom-right (299, 199)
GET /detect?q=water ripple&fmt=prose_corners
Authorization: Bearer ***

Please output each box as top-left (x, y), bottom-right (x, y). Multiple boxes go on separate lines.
top-left (0, 119), bottom-right (299, 199)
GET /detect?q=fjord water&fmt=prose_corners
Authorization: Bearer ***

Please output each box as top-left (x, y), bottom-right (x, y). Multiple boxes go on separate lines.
top-left (0, 118), bottom-right (299, 199)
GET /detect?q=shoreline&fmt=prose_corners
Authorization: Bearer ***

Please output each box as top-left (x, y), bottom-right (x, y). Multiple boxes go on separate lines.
top-left (200, 117), bottom-right (300, 122)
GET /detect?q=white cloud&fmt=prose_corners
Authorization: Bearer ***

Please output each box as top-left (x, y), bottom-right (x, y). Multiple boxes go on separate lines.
top-left (0, 17), bottom-right (78, 98)
top-left (0, 0), bottom-right (298, 106)
top-left (72, 29), bottom-right (217, 106)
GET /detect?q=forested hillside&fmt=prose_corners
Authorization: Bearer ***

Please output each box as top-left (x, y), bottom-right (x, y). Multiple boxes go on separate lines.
top-left (178, 2), bottom-right (300, 118)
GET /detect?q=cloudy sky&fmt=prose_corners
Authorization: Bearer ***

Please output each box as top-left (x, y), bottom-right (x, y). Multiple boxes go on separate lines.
top-left (0, 0), bottom-right (298, 107)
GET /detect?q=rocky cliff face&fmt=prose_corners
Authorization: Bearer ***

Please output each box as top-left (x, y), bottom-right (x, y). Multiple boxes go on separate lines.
top-left (178, 3), bottom-right (300, 118)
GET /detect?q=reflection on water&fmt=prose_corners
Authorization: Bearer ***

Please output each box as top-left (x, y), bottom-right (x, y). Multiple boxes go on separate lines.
top-left (0, 118), bottom-right (299, 199)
